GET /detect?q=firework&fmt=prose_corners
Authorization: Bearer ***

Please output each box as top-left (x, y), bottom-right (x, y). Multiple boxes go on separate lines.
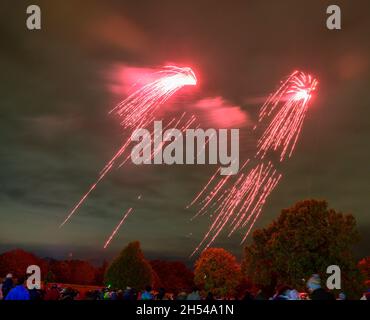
top-left (190, 161), bottom-right (282, 256)
top-left (60, 66), bottom-right (197, 227)
top-left (189, 70), bottom-right (317, 255)
top-left (256, 70), bottom-right (318, 161)
top-left (110, 66), bottom-right (197, 130)
top-left (103, 207), bottom-right (133, 249)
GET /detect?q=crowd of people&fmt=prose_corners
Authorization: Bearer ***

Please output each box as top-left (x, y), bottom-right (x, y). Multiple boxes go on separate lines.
top-left (1, 273), bottom-right (369, 301)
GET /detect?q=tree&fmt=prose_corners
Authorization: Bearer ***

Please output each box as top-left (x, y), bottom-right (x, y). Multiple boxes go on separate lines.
top-left (47, 259), bottom-right (97, 285)
top-left (67, 260), bottom-right (97, 285)
top-left (0, 249), bottom-right (47, 278)
top-left (48, 260), bottom-right (71, 284)
top-left (358, 257), bottom-right (370, 287)
top-left (44, 270), bottom-right (55, 285)
top-left (104, 241), bottom-right (154, 290)
top-left (95, 260), bottom-right (109, 285)
top-left (243, 199), bottom-right (364, 299)
top-left (150, 260), bottom-right (194, 292)
top-left (194, 248), bottom-right (241, 297)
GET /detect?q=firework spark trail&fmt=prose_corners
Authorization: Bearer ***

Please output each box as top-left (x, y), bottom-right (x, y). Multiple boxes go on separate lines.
top-left (150, 114), bottom-right (197, 162)
top-left (213, 162), bottom-right (280, 239)
top-left (190, 161), bottom-right (281, 256)
top-left (118, 113), bottom-right (196, 167)
top-left (256, 71), bottom-right (318, 161)
top-left (189, 70), bottom-right (317, 255)
top-left (187, 167), bottom-right (221, 209)
top-left (188, 159), bottom-right (249, 217)
top-left (103, 207), bottom-right (133, 249)
top-left (240, 173), bottom-right (281, 243)
top-left (195, 131), bottom-right (218, 161)
top-left (110, 66), bottom-right (197, 130)
top-left (60, 66), bottom-right (197, 228)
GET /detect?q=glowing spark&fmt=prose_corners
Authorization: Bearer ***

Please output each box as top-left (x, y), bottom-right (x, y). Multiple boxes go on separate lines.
top-left (190, 161), bottom-right (282, 256)
top-left (110, 66), bottom-right (197, 130)
top-left (61, 66), bottom-right (197, 227)
top-left (188, 70), bottom-right (318, 256)
top-left (256, 70), bottom-right (318, 161)
top-left (103, 208), bottom-right (133, 249)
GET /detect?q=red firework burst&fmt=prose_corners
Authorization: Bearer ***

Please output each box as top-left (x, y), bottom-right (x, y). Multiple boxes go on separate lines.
top-left (257, 70), bottom-right (318, 161)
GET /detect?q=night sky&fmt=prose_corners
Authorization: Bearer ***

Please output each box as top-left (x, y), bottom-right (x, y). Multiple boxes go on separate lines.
top-left (0, 0), bottom-right (369, 263)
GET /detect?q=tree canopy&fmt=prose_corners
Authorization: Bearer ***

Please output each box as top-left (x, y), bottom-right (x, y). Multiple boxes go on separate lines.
top-left (104, 241), bottom-right (154, 290)
top-left (150, 260), bottom-right (194, 292)
top-left (0, 249), bottom-right (47, 278)
top-left (194, 248), bottom-right (241, 297)
top-left (243, 199), bottom-right (364, 298)
top-left (358, 256), bottom-right (370, 288)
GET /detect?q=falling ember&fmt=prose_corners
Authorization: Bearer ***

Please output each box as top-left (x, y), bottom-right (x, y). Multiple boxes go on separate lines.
top-left (256, 70), bottom-right (318, 161)
top-left (188, 70), bottom-right (318, 255)
top-left (60, 66), bottom-right (197, 228)
top-left (189, 161), bottom-right (282, 256)
top-left (103, 208), bottom-right (133, 249)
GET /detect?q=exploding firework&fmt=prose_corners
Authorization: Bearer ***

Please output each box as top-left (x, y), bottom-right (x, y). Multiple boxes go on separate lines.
top-left (60, 66), bottom-right (197, 228)
top-left (189, 161), bottom-right (282, 256)
top-left (110, 66), bottom-right (197, 130)
top-left (256, 70), bottom-right (318, 161)
top-left (189, 70), bottom-right (317, 255)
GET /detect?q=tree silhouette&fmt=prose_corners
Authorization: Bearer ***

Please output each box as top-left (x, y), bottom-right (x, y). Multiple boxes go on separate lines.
top-left (95, 260), bottom-right (109, 285)
top-left (150, 260), bottom-right (194, 292)
top-left (104, 241), bottom-right (154, 290)
top-left (194, 248), bottom-right (241, 297)
top-left (243, 199), bottom-right (364, 299)
top-left (0, 249), bottom-right (47, 278)
top-left (358, 256), bottom-right (370, 287)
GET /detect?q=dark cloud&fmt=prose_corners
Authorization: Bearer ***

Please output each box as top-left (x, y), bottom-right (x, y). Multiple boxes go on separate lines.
top-left (0, 0), bottom-right (369, 262)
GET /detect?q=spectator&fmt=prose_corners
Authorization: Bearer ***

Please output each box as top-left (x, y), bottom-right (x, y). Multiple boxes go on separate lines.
top-left (287, 289), bottom-right (301, 300)
top-left (360, 289), bottom-right (370, 300)
top-left (103, 290), bottom-right (111, 300)
top-left (29, 288), bottom-right (42, 300)
top-left (2, 274), bottom-right (14, 299)
top-left (337, 292), bottom-right (346, 300)
top-left (272, 285), bottom-right (292, 300)
top-left (176, 291), bottom-right (187, 300)
top-left (205, 292), bottom-right (214, 300)
top-left (187, 287), bottom-right (201, 300)
top-left (141, 285), bottom-right (153, 300)
top-left (131, 288), bottom-right (138, 300)
top-left (45, 285), bottom-right (60, 301)
top-left (254, 289), bottom-right (268, 300)
top-left (60, 287), bottom-right (77, 301)
top-left (123, 286), bottom-right (133, 300)
top-left (242, 291), bottom-right (254, 301)
top-left (307, 274), bottom-right (335, 300)
top-left (110, 289), bottom-right (118, 300)
top-left (156, 287), bottom-right (166, 300)
top-left (117, 289), bottom-right (123, 300)
top-left (5, 276), bottom-right (30, 301)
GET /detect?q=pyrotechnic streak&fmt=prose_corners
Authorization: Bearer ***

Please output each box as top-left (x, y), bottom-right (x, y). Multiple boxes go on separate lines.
top-left (103, 207), bottom-right (133, 249)
top-left (148, 113), bottom-right (197, 165)
top-left (195, 131), bottom-right (217, 161)
top-left (187, 167), bottom-right (221, 209)
top-left (118, 113), bottom-right (196, 167)
top-left (110, 66), bottom-right (197, 130)
top-left (190, 161), bottom-right (281, 256)
top-left (61, 66), bottom-right (197, 227)
top-left (189, 70), bottom-right (317, 255)
top-left (60, 163), bottom-right (114, 228)
top-left (256, 70), bottom-right (318, 161)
